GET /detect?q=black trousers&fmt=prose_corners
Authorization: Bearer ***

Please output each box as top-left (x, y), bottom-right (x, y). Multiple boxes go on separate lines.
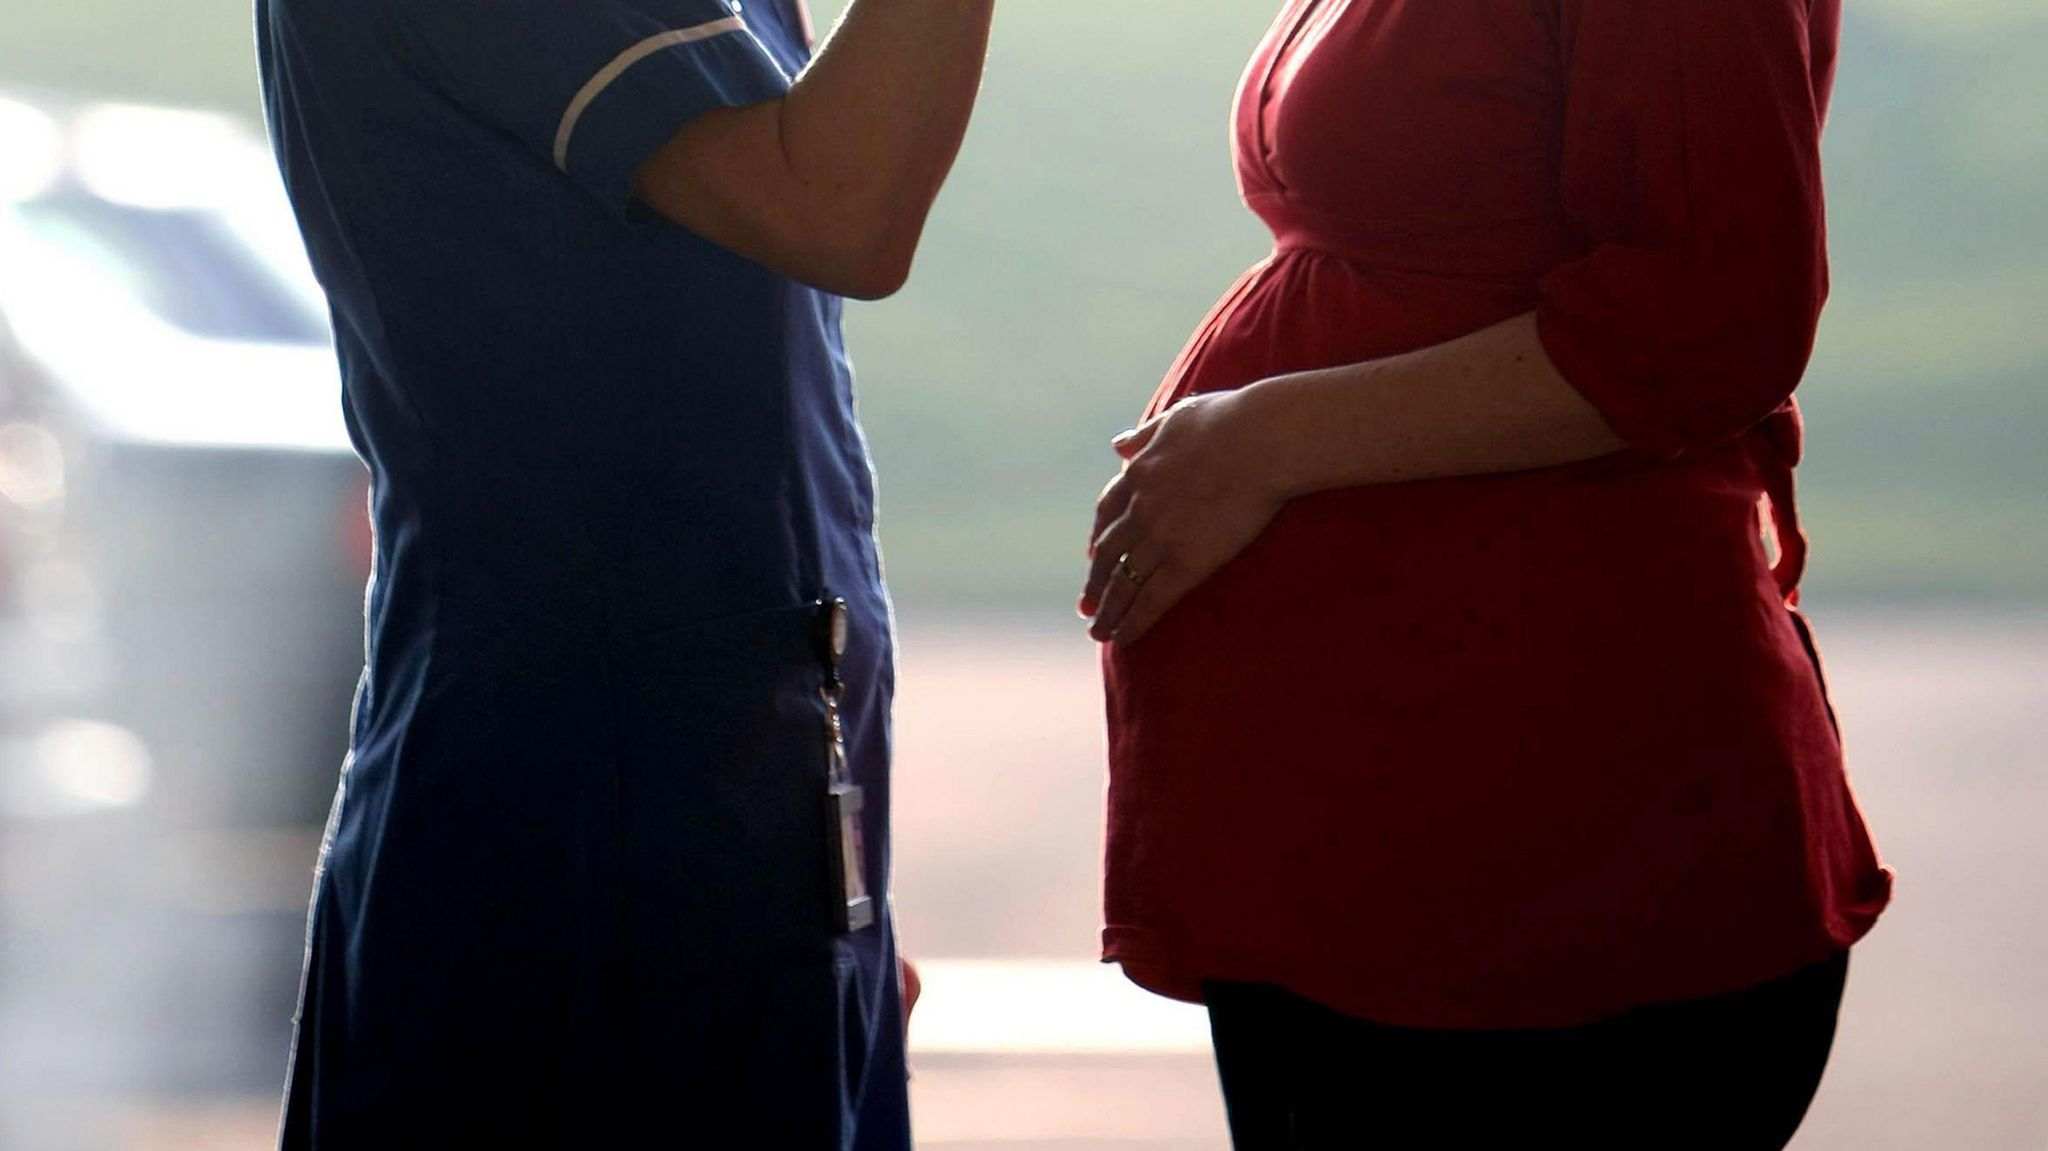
top-left (1204, 950), bottom-right (1849, 1151)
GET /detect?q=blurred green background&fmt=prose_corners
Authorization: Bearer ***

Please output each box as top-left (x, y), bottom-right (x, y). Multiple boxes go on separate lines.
top-left (9, 0), bottom-right (2041, 609)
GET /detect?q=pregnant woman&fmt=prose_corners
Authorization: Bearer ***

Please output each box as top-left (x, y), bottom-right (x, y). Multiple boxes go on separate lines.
top-left (1080, 2), bottom-right (1893, 1147)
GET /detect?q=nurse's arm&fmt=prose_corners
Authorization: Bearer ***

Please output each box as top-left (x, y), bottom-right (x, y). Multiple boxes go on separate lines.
top-left (632, 0), bottom-right (995, 300)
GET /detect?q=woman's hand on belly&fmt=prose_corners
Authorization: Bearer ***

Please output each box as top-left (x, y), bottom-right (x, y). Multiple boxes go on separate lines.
top-left (1080, 391), bottom-right (1284, 645)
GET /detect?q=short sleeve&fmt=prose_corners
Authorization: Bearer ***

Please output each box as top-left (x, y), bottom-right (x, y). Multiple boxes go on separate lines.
top-left (1535, 0), bottom-right (1833, 459)
top-left (386, 0), bottom-right (792, 215)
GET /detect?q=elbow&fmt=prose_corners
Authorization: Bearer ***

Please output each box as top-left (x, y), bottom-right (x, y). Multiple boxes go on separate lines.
top-left (1544, 293), bottom-right (1824, 457)
top-left (1659, 317), bottom-right (1822, 452)
top-left (802, 217), bottom-right (918, 301)
top-left (812, 170), bottom-right (946, 299)
top-left (795, 177), bottom-right (927, 299)
top-left (829, 243), bottom-right (914, 301)
top-left (1726, 286), bottom-right (1825, 426)
top-left (831, 204), bottom-right (924, 300)
top-left (836, 274), bottom-right (908, 302)
top-left (1732, 250), bottom-right (1828, 412)
top-left (1542, 244), bottom-right (1829, 454)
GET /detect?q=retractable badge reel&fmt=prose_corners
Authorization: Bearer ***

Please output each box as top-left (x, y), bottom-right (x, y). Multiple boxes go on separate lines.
top-left (816, 597), bottom-right (876, 934)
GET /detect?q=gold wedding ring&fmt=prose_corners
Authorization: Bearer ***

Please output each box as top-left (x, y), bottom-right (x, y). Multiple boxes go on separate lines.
top-left (1116, 553), bottom-right (1145, 587)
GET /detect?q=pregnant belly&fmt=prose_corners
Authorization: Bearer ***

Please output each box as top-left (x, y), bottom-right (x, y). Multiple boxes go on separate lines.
top-left (1100, 248), bottom-right (1850, 1026)
top-left (1123, 241), bottom-right (1785, 736)
top-left (1099, 451), bottom-right (1809, 977)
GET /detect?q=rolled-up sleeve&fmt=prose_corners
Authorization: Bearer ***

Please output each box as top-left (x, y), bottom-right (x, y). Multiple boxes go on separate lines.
top-left (386, 0), bottom-right (791, 216)
top-left (1536, 0), bottom-right (1831, 459)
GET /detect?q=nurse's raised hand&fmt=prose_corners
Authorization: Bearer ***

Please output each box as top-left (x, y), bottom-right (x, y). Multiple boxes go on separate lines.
top-left (1080, 393), bottom-right (1285, 646)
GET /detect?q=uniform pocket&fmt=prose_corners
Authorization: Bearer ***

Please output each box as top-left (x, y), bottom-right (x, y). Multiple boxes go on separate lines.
top-left (612, 602), bottom-right (836, 974)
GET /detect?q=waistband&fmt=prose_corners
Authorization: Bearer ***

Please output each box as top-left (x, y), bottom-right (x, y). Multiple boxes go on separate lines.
top-left (1253, 193), bottom-right (1572, 284)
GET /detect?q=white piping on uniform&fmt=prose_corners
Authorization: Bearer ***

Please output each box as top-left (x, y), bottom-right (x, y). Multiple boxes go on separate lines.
top-left (552, 16), bottom-right (749, 172)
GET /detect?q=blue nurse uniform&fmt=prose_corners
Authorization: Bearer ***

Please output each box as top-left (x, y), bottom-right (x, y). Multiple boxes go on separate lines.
top-left (256, 0), bottom-right (909, 1144)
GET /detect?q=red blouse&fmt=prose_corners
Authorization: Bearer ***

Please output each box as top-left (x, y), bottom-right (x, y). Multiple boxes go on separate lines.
top-left (1100, 0), bottom-right (1892, 1030)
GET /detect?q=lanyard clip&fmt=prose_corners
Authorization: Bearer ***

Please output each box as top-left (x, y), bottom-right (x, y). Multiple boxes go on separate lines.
top-left (813, 594), bottom-right (873, 933)
top-left (814, 596), bottom-right (849, 692)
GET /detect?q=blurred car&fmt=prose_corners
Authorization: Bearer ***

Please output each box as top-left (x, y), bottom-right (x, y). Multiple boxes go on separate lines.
top-left (0, 92), bottom-right (368, 1125)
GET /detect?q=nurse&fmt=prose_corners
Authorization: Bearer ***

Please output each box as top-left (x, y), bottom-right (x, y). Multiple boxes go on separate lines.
top-left (256, 0), bottom-right (992, 1145)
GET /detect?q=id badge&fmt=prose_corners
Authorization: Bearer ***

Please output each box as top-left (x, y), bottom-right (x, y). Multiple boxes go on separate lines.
top-left (828, 778), bottom-right (875, 934)
top-left (817, 596), bottom-right (875, 935)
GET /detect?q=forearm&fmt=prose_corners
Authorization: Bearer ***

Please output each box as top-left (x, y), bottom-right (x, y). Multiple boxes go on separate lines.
top-left (1233, 313), bottom-right (1628, 498)
top-left (632, 0), bottom-right (993, 297)
top-left (782, 0), bottom-right (994, 270)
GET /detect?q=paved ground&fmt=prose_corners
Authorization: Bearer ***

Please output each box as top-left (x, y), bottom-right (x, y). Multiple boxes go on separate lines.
top-left (3, 607), bottom-right (2044, 1148)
